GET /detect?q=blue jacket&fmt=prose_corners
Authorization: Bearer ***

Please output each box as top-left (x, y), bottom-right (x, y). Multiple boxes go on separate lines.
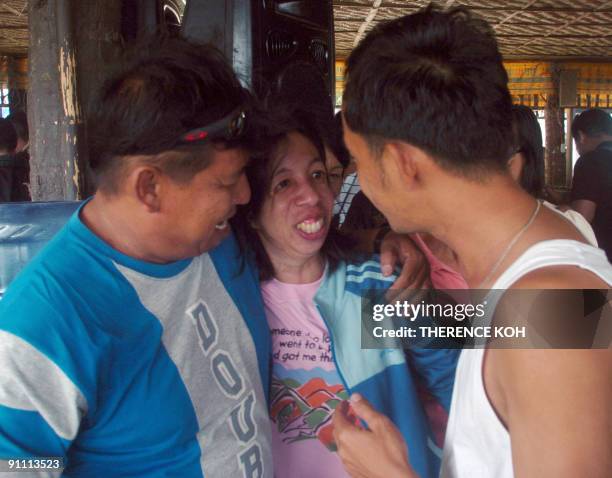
top-left (315, 259), bottom-right (459, 478)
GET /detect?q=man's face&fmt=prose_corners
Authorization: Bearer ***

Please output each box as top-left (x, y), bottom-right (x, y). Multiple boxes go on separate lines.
top-left (342, 116), bottom-right (399, 228)
top-left (574, 131), bottom-right (599, 156)
top-left (160, 147), bottom-right (250, 259)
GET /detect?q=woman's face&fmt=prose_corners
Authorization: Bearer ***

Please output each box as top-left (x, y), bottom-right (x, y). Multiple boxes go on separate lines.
top-left (325, 146), bottom-right (344, 198)
top-left (256, 131), bottom-right (335, 266)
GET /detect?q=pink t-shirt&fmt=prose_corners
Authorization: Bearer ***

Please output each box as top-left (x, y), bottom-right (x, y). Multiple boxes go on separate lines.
top-left (262, 274), bottom-right (350, 478)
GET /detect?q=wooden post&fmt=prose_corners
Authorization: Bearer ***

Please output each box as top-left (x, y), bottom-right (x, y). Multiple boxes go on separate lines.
top-left (28, 0), bottom-right (123, 200)
top-left (544, 63), bottom-right (566, 190)
top-left (28, 0), bottom-right (82, 200)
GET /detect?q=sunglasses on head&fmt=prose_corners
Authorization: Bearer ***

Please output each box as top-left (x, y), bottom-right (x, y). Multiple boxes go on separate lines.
top-left (176, 108), bottom-right (247, 146)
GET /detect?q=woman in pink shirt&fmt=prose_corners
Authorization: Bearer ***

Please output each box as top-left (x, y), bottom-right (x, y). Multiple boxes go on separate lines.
top-left (232, 111), bottom-right (458, 478)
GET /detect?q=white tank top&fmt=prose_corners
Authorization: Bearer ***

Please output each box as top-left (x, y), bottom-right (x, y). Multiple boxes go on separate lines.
top-left (542, 201), bottom-right (598, 248)
top-left (440, 240), bottom-right (612, 478)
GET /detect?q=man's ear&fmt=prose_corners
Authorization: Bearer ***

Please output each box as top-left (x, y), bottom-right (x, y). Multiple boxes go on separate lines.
top-left (127, 165), bottom-right (163, 212)
top-left (382, 142), bottom-right (419, 189)
top-left (507, 152), bottom-right (524, 182)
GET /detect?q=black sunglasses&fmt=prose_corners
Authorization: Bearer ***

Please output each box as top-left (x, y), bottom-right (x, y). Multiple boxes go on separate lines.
top-left (176, 108), bottom-right (247, 146)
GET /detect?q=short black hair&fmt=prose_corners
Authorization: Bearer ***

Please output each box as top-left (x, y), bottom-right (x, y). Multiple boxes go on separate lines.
top-left (511, 105), bottom-right (544, 197)
top-left (6, 110), bottom-right (28, 142)
top-left (571, 108), bottom-right (612, 139)
top-left (88, 35), bottom-right (252, 192)
top-left (343, 3), bottom-right (514, 178)
top-left (231, 108), bottom-right (354, 281)
top-left (0, 118), bottom-right (17, 153)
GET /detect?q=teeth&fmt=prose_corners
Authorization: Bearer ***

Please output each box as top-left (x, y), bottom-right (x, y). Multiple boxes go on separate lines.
top-left (296, 219), bottom-right (323, 234)
top-left (215, 220), bottom-right (228, 230)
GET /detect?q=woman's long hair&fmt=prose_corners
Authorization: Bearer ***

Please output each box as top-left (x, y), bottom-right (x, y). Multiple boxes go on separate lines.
top-left (511, 105), bottom-right (544, 198)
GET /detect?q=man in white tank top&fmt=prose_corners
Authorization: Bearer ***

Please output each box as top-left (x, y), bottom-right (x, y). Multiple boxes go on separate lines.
top-left (332, 4), bottom-right (611, 478)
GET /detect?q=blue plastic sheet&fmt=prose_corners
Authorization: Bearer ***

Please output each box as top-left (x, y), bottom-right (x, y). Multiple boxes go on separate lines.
top-left (0, 201), bottom-right (80, 298)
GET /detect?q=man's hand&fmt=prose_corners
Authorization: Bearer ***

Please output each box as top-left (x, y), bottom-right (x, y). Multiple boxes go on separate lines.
top-left (379, 232), bottom-right (430, 301)
top-left (333, 394), bottom-right (417, 478)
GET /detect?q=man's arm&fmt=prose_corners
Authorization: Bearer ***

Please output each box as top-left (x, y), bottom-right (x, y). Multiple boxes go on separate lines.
top-left (0, 328), bottom-right (83, 466)
top-left (491, 348), bottom-right (611, 478)
top-left (570, 199), bottom-right (596, 223)
top-left (490, 267), bottom-right (612, 477)
top-left (0, 294), bottom-right (90, 472)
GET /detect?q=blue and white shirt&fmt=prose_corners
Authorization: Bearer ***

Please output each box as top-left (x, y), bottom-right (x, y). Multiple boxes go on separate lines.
top-left (0, 205), bottom-right (272, 477)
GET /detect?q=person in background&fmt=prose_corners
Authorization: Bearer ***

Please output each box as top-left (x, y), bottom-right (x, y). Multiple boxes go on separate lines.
top-left (323, 112), bottom-right (351, 198)
top-left (509, 104), bottom-right (598, 247)
top-left (7, 110), bottom-right (28, 153)
top-left (0, 117), bottom-right (17, 202)
top-left (7, 110), bottom-right (31, 201)
top-left (332, 5), bottom-right (611, 477)
top-left (570, 108), bottom-right (612, 260)
top-left (232, 110), bottom-right (458, 478)
top-left (507, 105), bottom-right (544, 197)
top-left (333, 115), bottom-right (361, 227)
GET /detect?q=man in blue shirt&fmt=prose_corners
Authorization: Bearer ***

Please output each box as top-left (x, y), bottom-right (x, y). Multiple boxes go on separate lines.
top-left (0, 37), bottom-right (272, 477)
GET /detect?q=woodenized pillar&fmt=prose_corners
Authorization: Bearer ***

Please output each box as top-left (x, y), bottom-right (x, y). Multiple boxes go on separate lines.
top-left (28, 0), bottom-right (122, 200)
top-left (28, 0), bottom-right (80, 199)
top-left (544, 63), bottom-right (566, 190)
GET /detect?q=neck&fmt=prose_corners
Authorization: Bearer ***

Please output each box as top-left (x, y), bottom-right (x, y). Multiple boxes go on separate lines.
top-left (411, 175), bottom-right (538, 287)
top-left (81, 194), bottom-right (167, 263)
top-left (268, 252), bottom-right (325, 284)
top-left (597, 135), bottom-right (612, 146)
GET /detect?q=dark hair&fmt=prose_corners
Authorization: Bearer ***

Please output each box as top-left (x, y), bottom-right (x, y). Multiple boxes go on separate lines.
top-left (6, 110), bottom-right (28, 142)
top-left (343, 4), bottom-right (513, 178)
top-left (88, 35), bottom-right (253, 192)
top-left (511, 105), bottom-right (544, 197)
top-left (0, 118), bottom-right (17, 153)
top-left (322, 112), bottom-right (351, 169)
top-left (571, 108), bottom-right (612, 139)
top-left (232, 108), bottom-right (354, 281)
